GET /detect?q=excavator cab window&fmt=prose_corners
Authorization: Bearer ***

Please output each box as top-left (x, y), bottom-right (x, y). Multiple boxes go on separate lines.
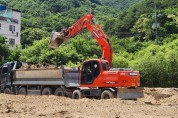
top-left (102, 62), bottom-right (109, 71)
top-left (92, 61), bottom-right (100, 78)
top-left (81, 61), bottom-right (100, 84)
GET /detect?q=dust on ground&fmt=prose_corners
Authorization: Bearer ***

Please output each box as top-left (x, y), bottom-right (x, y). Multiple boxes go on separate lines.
top-left (0, 88), bottom-right (177, 118)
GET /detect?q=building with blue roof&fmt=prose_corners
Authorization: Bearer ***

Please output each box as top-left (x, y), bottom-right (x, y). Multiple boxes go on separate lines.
top-left (0, 4), bottom-right (21, 47)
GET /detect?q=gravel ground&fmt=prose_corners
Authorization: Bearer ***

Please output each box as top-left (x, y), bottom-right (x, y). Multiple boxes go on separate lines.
top-left (0, 88), bottom-right (177, 118)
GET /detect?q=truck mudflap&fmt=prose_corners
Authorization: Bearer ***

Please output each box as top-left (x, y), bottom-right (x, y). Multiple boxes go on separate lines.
top-left (117, 87), bottom-right (144, 99)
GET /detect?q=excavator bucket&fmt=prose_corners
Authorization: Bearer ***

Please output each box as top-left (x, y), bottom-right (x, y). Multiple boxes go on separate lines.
top-left (49, 32), bottom-right (67, 48)
top-left (117, 87), bottom-right (144, 100)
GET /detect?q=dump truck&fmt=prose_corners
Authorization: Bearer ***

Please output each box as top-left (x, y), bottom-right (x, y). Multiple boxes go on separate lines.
top-left (0, 61), bottom-right (80, 97)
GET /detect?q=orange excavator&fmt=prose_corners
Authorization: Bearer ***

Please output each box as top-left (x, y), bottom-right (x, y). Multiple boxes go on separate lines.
top-left (49, 14), bottom-right (112, 66)
top-left (49, 14), bottom-right (143, 99)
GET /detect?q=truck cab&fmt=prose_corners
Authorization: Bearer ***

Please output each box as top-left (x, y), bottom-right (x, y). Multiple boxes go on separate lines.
top-left (0, 62), bottom-right (13, 93)
top-left (0, 61), bottom-right (22, 93)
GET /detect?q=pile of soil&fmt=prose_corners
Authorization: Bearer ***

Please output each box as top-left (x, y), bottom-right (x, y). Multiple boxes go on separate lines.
top-left (0, 88), bottom-right (177, 118)
top-left (20, 63), bottom-right (57, 69)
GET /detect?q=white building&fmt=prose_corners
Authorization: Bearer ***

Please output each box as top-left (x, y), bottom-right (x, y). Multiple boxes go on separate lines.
top-left (0, 5), bottom-right (21, 47)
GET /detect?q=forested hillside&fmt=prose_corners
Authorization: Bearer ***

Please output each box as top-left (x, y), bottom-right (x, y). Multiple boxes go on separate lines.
top-left (0, 0), bottom-right (178, 87)
top-left (101, 0), bottom-right (142, 11)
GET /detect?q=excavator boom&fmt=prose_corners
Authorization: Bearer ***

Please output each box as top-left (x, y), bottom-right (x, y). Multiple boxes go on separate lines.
top-left (49, 14), bottom-right (113, 66)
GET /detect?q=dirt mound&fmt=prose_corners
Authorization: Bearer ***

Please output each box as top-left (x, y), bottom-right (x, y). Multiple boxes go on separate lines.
top-left (0, 88), bottom-right (177, 118)
top-left (143, 88), bottom-right (178, 106)
top-left (20, 62), bottom-right (58, 69)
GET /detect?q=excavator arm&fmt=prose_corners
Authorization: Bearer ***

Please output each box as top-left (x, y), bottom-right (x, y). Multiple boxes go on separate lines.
top-left (49, 14), bottom-right (113, 66)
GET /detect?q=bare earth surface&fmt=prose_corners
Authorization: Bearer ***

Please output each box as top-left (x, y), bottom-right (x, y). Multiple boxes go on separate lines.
top-left (0, 88), bottom-right (177, 118)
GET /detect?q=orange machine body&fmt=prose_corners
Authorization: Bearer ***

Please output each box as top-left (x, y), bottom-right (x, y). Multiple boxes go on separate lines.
top-left (80, 59), bottom-right (140, 88)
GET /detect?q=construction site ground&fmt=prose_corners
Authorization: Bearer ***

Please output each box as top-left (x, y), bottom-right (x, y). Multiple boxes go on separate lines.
top-left (0, 88), bottom-right (177, 118)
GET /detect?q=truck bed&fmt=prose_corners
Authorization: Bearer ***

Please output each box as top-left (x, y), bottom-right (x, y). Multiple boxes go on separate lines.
top-left (14, 68), bottom-right (63, 79)
top-left (13, 67), bottom-right (80, 87)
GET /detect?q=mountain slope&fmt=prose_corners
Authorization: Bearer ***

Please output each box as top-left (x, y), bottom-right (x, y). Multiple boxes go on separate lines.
top-left (101, 0), bottom-right (142, 11)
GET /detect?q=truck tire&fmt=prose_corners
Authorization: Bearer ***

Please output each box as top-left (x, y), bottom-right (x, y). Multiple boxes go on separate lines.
top-left (4, 87), bottom-right (11, 94)
top-left (54, 88), bottom-right (64, 96)
top-left (72, 89), bottom-right (83, 99)
top-left (42, 87), bottom-right (52, 95)
top-left (101, 90), bottom-right (114, 99)
top-left (18, 87), bottom-right (27, 95)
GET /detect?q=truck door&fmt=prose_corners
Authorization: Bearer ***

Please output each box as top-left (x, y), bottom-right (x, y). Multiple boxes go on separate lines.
top-left (0, 65), bottom-right (9, 90)
top-left (0, 64), bottom-right (12, 91)
top-left (81, 61), bottom-right (100, 84)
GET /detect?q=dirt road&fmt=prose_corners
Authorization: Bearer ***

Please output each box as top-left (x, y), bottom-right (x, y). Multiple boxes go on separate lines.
top-left (0, 88), bottom-right (177, 118)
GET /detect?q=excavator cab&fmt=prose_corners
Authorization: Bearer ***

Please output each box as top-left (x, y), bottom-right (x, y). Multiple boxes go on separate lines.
top-left (81, 60), bottom-right (100, 84)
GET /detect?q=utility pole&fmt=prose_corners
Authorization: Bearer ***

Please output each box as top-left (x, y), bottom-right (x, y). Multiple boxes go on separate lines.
top-left (154, 0), bottom-right (158, 44)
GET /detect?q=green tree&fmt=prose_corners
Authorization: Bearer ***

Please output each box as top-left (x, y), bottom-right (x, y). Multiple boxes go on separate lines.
top-left (20, 37), bottom-right (50, 63)
top-left (0, 36), bottom-right (10, 65)
top-left (8, 45), bottom-right (22, 61)
top-left (130, 38), bottom-right (178, 87)
top-left (21, 28), bottom-right (49, 46)
top-left (131, 14), bottom-right (153, 41)
top-left (112, 53), bottom-right (129, 68)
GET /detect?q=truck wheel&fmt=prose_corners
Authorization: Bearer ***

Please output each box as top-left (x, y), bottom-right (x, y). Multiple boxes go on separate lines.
top-left (18, 87), bottom-right (27, 95)
top-left (54, 88), bottom-right (64, 96)
top-left (42, 87), bottom-right (52, 95)
top-left (72, 90), bottom-right (82, 99)
top-left (101, 90), bottom-right (114, 99)
top-left (4, 87), bottom-right (11, 94)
